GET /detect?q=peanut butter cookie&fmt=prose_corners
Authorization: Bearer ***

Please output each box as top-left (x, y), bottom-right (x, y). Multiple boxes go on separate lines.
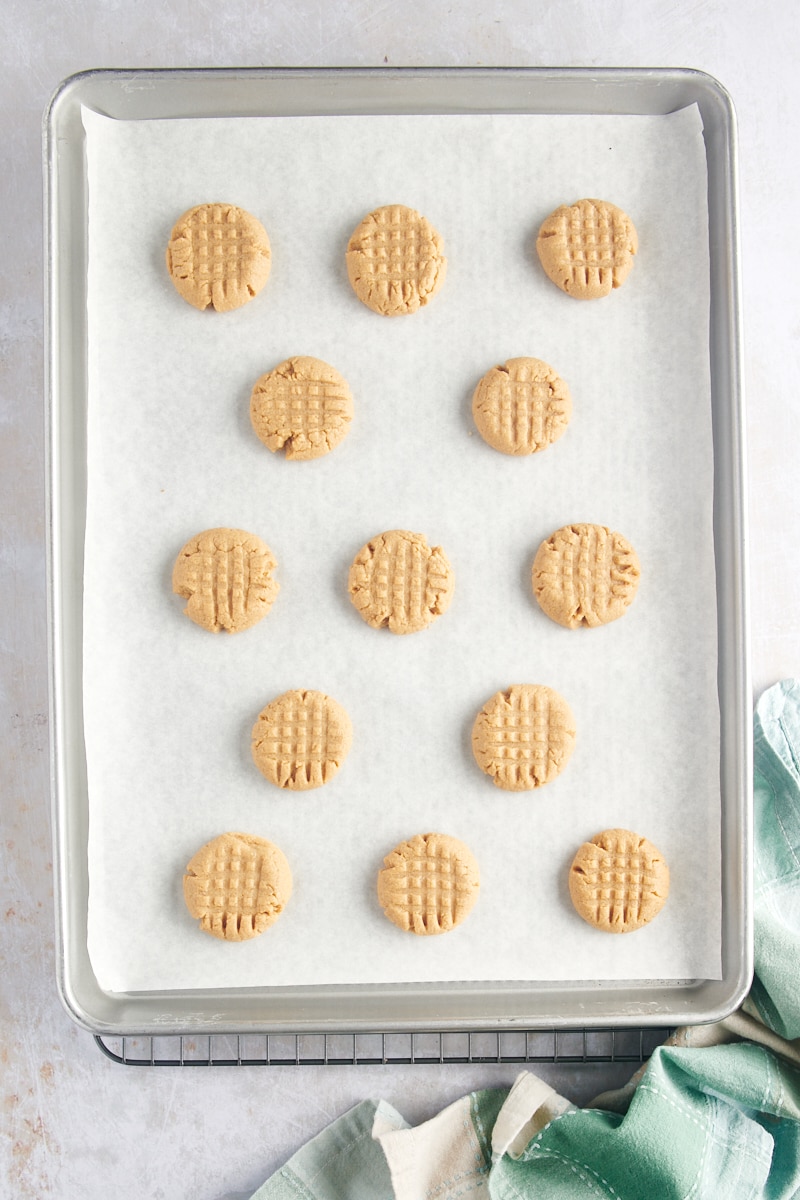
top-left (346, 204), bottom-right (446, 316)
top-left (172, 527), bottom-right (279, 634)
top-left (183, 832), bottom-right (292, 941)
top-left (568, 828), bottom-right (669, 933)
top-left (165, 202), bottom-right (271, 311)
top-left (536, 199), bottom-right (637, 299)
top-left (250, 356), bottom-right (353, 461)
top-left (472, 684), bottom-right (576, 791)
top-left (348, 529), bottom-right (454, 634)
top-left (532, 523), bottom-right (640, 629)
top-left (251, 689), bottom-right (352, 790)
top-left (472, 357), bottom-right (572, 456)
top-left (377, 832), bottom-right (480, 935)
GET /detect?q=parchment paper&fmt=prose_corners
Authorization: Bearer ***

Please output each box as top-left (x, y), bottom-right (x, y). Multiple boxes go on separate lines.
top-left (82, 104), bottom-right (720, 993)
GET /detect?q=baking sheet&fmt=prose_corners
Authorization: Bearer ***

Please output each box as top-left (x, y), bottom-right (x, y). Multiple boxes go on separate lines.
top-left (81, 104), bottom-right (720, 994)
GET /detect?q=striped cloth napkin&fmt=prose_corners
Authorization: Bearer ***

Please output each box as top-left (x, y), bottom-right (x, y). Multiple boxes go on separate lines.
top-left (252, 680), bottom-right (800, 1200)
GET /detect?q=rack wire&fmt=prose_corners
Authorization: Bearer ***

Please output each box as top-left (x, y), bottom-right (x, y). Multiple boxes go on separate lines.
top-left (96, 1027), bottom-right (672, 1067)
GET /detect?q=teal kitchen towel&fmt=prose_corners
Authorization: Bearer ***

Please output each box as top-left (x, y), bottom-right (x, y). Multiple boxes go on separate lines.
top-left (252, 681), bottom-right (800, 1200)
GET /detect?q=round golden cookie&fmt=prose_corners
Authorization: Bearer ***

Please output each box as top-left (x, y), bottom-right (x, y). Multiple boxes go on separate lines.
top-left (532, 523), bottom-right (641, 629)
top-left (536, 199), bottom-right (637, 299)
top-left (172, 528), bottom-right (278, 633)
top-left (183, 831), bottom-right (292, 942)
top-left (377, 832), bottom-right (480, 935)
top-left (471, 684), bottom-right (576, 792)
top-left (165, 202), bottom-right (271, 312)
top-left (251, 689), bottom-right (353, 791)
top-left (568, 829), bottom-right (670, 933)
top-left (472, 357), bottom-right (572, 456)
top-left (348, 529), bottom-right (454, 635)
top-left (346, 204), bottom-right (447, 316)
top-left (250, 356), bottom-right (354, 461)
top-left (172, 527), bottom-right (279, 634)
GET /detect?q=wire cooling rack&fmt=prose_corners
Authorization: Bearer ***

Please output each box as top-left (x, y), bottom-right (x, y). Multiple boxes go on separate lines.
top-left (96, 1027), bottom-right (672, 1067)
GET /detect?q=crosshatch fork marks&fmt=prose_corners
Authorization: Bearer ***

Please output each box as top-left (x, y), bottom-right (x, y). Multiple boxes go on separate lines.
top-left (377, 833), bottom-right (480, 935)
top-left (532, 523), bottom-right (641, 629)
top-left (472, 357), bottom-right (572, 456)
top-left (471, 684), bottom-right (577, 791)
top-left (357, 210), bottom-right (427, 283)
top-left (346, 204), bottom-right (447, 316)
top-left (165, 202), bottom-right (271, 312)
top-left (568, 829), bottom-right (670, 934)
top-left (251, 689), bottom-right (353, 791)
top-left (250, 355), bottom-right (354, 461)
top-left (536, 198), bottom-right (638, 300)
top-left (190, 205), bottom-right (249, 286)
top-left (183, 832), bottom-right (293, 942)
top-left (586, 831), bottom-right (646, 928)
top-left (172, 527), bottom-right (279, 634)
top-left (348, 529), bottom-right (454, 634)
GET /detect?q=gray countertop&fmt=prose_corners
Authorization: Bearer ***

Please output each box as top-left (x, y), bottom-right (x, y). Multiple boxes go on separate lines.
top-left (3, 2), bottom-right (798, 1196)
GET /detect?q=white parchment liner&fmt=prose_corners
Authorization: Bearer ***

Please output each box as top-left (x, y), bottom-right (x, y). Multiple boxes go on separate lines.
top-left (82, 105), bottom-right (720, 993)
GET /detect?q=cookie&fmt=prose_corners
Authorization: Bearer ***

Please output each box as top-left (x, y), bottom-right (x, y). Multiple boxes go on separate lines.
top-left (250, 356), bottom-right (354, 461)
top-left (471, 684), bottom-right (576, 792)
top-left (348, 529), bottom-right (454, 634)
top-left (165, 202), bottom-right (271, 312)
top-left (251, 689), bottom-right (352, 790)
top-left (568, 828), bottom-right (669, 933)
top-left (377, 832), bottom-right (480, 935)
top-left (172, 527), bottom-right (279, 634)
top-left (183, 831), bottom-right (292, 941)
top-left (472, 357), bottom-right (572, 456)
top-left (536, 199), bottom-right (637, 300)
top-left (346, 204), bottom-right (446, 316)
top-left (532, 523), bottom-right (641, 629)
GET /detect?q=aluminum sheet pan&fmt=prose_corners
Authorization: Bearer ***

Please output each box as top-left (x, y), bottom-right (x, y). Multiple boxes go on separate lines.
top-left (45, 67), bottom-right (750, 1035)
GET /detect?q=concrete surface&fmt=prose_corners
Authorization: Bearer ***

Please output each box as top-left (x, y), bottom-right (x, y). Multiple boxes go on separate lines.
top-left (3, 2), bottom-right (800, 1196)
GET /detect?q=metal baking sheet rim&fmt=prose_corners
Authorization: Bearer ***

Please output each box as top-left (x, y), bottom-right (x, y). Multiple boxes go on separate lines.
top-left (44, 66), bottom-right (751, 1036)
